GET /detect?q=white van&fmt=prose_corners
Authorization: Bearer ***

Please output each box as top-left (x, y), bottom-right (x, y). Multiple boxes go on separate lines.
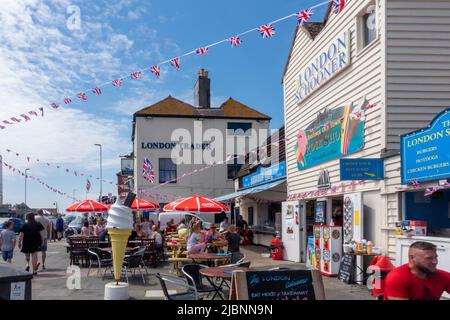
top-left (157, 212), bottom-right (212, 229)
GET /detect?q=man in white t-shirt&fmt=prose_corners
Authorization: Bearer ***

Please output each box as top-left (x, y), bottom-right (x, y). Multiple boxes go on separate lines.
top-left (35, 210), bottom-right (51, 270)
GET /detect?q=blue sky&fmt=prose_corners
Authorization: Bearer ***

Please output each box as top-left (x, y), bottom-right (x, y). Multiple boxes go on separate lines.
top-left (0, 0), bottom-right (329, 211)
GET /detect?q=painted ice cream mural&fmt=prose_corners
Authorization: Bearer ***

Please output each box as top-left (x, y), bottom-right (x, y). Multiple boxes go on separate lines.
top-left (295, 98), bottom-right (368, 171)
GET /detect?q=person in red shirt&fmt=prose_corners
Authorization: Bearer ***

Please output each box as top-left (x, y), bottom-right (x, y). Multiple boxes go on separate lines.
top-left (384, 241), bottom-right (450, 300)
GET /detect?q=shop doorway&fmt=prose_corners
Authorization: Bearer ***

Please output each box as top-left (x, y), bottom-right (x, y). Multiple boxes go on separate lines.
top-left (331, 197), bottom-right (344, 227)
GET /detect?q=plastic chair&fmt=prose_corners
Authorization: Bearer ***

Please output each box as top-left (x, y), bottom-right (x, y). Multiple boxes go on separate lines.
top-left (181, 264), bottom-right (218, 299)
top-left (155, 273), bottom-right (200, 300)
top-left (87, 248), bottom-right (112, 279)
top-left (122, 247), bottom-right (148, 284)
top-left (229, 252), bottom-right (245, 264)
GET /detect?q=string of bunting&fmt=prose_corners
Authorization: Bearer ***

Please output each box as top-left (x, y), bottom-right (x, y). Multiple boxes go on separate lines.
top-left (0, 0), bottom-right (346, 131)
top-left (0, 159), bottom-right (80, 202)
top-left (396, 179), bottom-right (450, 197)
top-left (1, 147), bottom-right (118, 186)
top-left (287, 180), bottom-right (367, 200)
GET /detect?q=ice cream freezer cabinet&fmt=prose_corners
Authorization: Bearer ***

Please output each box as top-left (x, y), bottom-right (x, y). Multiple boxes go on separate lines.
top-left (313, 225), bottom-right (343, 276)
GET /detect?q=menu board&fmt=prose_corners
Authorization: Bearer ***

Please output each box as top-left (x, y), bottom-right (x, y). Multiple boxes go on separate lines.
top-left (315, 201), bottom-right (327, 224)
top-left (229, 269), bottom-right (325, 300)
top-left (337, 254), bottom-right (355, 284)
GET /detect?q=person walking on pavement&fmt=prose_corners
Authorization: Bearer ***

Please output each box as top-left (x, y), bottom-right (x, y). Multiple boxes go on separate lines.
top-left (56, 214), bottom-right (64, 241)
top-left (0, 221), bottom-right (17, 263)
top-left (384, 241), bottom-right (450, 300)
top-left (18, 213), bottom-right (44, 275)
top-left (35, 209), bottom-right (51, 270)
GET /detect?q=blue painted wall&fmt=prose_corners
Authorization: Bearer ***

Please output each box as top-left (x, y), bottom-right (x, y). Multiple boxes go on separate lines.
top-left (405, 191), bottom-right (450, 229)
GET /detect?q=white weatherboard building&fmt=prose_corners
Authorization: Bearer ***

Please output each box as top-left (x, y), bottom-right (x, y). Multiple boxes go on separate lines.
top-left (283, 0), bottom-right (450, 270)
top-left (132, 70), bottom-right (271, 222)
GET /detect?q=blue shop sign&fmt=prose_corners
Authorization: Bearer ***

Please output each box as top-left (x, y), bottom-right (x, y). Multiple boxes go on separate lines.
top-left (340, 158), bottom-right (384, 181)
top-left (242, 161), bottom-right (286, 189)
top-left (401, 108), bottom-right (450, 184)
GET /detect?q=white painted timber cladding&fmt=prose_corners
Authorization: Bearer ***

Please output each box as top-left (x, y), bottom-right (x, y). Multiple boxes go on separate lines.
top-left (284, 0), bottom-right (383, 195)
top-left (386, 0), bottom-right (450, 150)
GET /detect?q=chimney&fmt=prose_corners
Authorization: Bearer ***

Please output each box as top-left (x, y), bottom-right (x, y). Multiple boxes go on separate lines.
top-left (194, 69), bottom-right (211, 108)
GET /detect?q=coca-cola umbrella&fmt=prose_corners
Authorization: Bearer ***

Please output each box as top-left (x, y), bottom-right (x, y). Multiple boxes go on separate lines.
top-left (66, 200), bottom-right (109, 212)
top-left (163, 195), bottom-right (230, 214)
top-left (132, 198), bottom-right (160, 211)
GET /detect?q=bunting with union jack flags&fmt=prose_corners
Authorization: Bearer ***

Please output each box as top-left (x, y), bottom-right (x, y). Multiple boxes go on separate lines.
top-left (171, 57), bottom-right (181, 70)
top-left (196, 47), bottom-right (208, 55)
top-left (332, 0), bottom-right (346, 15)
top-left (258, 24), bottom-right (276, 38)
top-left (142, 157), bottom-right (155, 183)
top-left (150, 65), bottom-right (161, 78)
top-left (296, 8), bottom-right (313, 25)
top-left (227, 36), bottom-right (242, 47)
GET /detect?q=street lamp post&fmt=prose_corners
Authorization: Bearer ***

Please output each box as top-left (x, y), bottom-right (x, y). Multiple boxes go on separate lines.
top-left (94, 144), bottom-right (102, 202)
top-left (24, 168), bottom-right (30, 207)
top-left (53, 202), bottom-right (58, 214)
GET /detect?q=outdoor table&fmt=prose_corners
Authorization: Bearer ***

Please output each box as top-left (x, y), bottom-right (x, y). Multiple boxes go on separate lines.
top-left (346, 252), bottom-right (381, 285)
top-left (187, 253), bottom-right (230, 267)
top-left (199, 267), bottom-right (249, 300)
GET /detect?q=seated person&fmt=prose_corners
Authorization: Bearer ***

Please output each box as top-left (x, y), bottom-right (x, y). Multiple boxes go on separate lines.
top-left (205, 224), bottom-right (221, 243)
top-left (80, 221), bottom-right (91, 236)
top-left (187, 224), bottom-right (206, 255)
top-left (134, 223), bottom-right (148, 238)
top-left (177, 219), bottom-right (187, 231)
top-left (225, 225), bottom-right (241, 253)
top-left (384, 241), bottom-right (450, 300)
top-left (151, 225), bottom-right (163, 248)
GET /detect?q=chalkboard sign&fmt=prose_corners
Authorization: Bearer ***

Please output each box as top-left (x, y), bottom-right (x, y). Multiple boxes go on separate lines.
top-left (229, 269), bottom-right (325, 300)
top-left (338, 253), bottom-right (355, 284)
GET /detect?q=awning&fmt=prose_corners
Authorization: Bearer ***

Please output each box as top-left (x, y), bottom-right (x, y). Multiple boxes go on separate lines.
top-left (214, 178), bottom-right (286, 202)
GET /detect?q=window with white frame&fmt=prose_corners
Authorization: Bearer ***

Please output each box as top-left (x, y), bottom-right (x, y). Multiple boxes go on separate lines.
top-left (357, 3), bottom-right (378, 51)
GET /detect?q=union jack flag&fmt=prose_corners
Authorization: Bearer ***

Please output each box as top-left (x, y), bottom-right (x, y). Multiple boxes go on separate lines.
top-left (410, 179), bottom-right (421, 188)
top-left (258, 24), bottom-right (276, 38)
top-left (92, 87), bottom-right (102, 95)
top-left (11, 117), bottom-right (21, 123)
top-left (171, 58), bottom-right (181, 70)
top-left (131, 72), bottom-right (142, 79)
top-left (21, 114), bottom-right (31, 121)
top-left (296, 8), bottom-right (313, 25)
top-left (150, 65), bottom-right (161, 78)
top-left (3, 120), bottom-right (12, 125)
top-left (77, 93), bottom-right (88, 102)
top-left (112, 79), bottom-right (123, 87)
top-left (39, 107), bottom-right (44, 116)
top-left (196, 47), bottom-right (208, 55)
top-left (0, 125), bottom-right (5, 130)
top-left (332, 0), bottom-right (346, 15)
top-left (425, 186), bottom-right (442, 197)
top-left (142, 157), bottom-right (155, 183)
top-left (51, 103), bottom-right (60, 109)
top-left (29, 111), bottom-right (38, 117)
top-left (227, 36), bottom-right (242, 47)
top-left (64, 98), bottom-right (72, 104)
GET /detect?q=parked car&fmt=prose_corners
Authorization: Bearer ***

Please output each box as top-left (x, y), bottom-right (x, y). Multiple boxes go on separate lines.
top-left (0, 217), bottom-right (25, 233)
top-left (64, 215), bottom-right (87, 238)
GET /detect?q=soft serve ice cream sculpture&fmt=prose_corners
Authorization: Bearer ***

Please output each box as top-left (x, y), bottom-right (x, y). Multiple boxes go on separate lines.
top-left (106, 198), bottom-right (134, 283)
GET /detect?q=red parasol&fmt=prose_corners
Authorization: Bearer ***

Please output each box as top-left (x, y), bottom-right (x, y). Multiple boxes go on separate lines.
top-left (163, 195), bottom-right (230, 214)
top-left (131, 198), bottom-right (160, 211)
top-left (66, 200), bottom-right (109, 212)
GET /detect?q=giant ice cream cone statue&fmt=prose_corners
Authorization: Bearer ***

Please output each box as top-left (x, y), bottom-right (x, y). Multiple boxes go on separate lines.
top-left (106, 199), bottom-right (134, 283)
